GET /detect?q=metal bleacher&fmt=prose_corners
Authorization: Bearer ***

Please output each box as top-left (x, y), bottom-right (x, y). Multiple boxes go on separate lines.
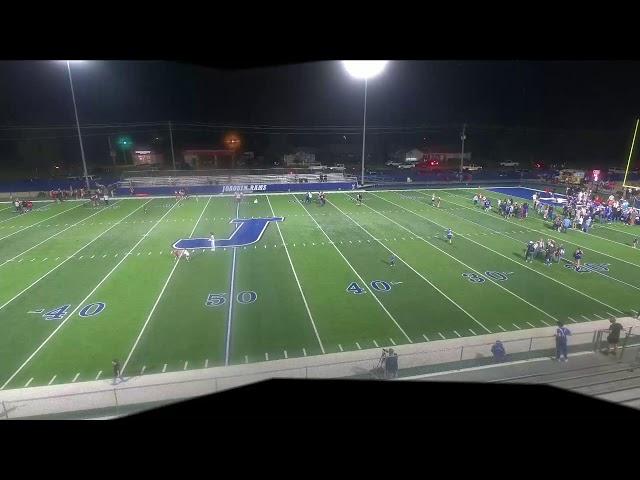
top-left (120, 172), bottom-right (354, 188)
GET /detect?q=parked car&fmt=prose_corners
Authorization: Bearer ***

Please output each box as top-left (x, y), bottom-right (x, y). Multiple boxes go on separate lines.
top-left (499, 161), bottom-right (519, 168)
top-left (463, 165), bottom-right (483, 172)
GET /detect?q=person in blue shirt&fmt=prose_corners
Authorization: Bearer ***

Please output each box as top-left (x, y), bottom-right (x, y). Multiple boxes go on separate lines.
top-left (389, 255), bottom-right (395, 267)
top-left (446, 228), bottom-right (453, 244)
top-left (491, 340), bottom-right (506, 362)
top-left (573, 248), bottom-right (584, 271)
top-left (555, 321), bottom-right (571, 361)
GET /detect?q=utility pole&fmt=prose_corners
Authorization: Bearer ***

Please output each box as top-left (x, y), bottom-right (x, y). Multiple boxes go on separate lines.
top-left (459, 123), bottom-right (467, 182)
top-left (168, 121), bottom-right (176, 171)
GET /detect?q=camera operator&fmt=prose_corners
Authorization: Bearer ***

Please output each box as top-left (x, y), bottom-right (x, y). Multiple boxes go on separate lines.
top-left (384, 348), bottom-right (399, 379)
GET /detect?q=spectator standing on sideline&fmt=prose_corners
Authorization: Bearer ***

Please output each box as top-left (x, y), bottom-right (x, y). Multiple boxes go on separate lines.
top-left (491, 340), bottom-right (506, 362)
top-left (555, 322), bottom-right (571, 362)
top-left (112, 359), bottom-right (122, 384)
top-left (385, 349), bottom-right (398, 379)
top-left (605, 318), bottom-right (624, 356)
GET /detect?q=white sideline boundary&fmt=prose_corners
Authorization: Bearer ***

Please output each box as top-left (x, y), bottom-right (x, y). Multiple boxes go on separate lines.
top-left (0, 186), bottom-right (491, 205)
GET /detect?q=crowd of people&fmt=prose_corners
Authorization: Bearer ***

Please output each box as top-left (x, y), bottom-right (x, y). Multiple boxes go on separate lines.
top-left (12, 198), bottom-right (33, 214)
top-left (524, 238), bottom-right (566, 266)
top-left (533, 188), bottom-right (640, 234)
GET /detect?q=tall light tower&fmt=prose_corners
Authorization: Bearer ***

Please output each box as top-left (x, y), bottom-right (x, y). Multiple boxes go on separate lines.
top-left (342, 61), bottom-right (388, 186)
top-left (64, 61), bottom-right (91, 191)
top-left (459, 123), bottom-right (467, 182)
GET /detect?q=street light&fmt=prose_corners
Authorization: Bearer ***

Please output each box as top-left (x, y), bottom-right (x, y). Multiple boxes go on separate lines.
top-left (63, 61), bottom-right (91, 191)
top-left (342, 61), bottom-right (388, 186)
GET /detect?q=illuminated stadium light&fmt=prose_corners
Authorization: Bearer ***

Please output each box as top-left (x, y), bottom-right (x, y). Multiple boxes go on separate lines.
top-left (342, 61), bottom-right (388, 79)
top-left (342, 61), bottom-right (389, 186)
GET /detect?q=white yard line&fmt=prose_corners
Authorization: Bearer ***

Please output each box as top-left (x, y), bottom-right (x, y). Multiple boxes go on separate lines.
top-left (121, 197), bottom-right (212, 374)
top-left (95, 371), bottom-right (102, 380)
top-left (559, 258), bottom-right (640, 292)
top-left (330, 197), bottom-right (495, 333)
top-left (593, 223), bottom-right (640, 240)
top-left (224, 203), bottom-right (240, 366)
top-left (362, 195), bottom-right (558, 326)
top-left (0, 201), bottom-right (122, 270)
top-left (0, 201), bottom-right (180, 390)
top-left (294, 196), bottom-right (412, 343)
top-left (388, 191), bottom-right (625, 315)
top-left (266, 195), bottom-right (325, 353)
top-left (0, 201), bottom-right (74, 227)
top-left (48, 375), bottom-right (56, 385)
top-left (0, 202), bottom-right (84, 241)
top-left (0, 200), bottom-right (151, 312)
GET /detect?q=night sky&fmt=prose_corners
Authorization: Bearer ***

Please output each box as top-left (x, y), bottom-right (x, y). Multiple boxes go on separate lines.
top-left (0, 60), bottom-right (638, 170)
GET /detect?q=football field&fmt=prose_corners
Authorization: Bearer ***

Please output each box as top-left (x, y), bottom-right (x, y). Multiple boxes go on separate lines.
top-left (1, 187), bottom-right (639, 390)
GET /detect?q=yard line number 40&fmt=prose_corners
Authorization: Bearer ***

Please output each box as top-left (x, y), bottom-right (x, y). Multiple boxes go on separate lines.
top-left (38, 302), bottom-right (107, 320)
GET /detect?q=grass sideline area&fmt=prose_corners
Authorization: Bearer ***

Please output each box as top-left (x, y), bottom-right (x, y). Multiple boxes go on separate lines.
top-left (0, 187), bottom-right (639, 393)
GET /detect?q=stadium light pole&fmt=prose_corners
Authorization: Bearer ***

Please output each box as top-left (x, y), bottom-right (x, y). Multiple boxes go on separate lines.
top-left (64, 61), bottom-right (91, 191)
top-left (342, 61), bottom-right (388, 186)
top-left (459, 123), bottom-right (467, 183)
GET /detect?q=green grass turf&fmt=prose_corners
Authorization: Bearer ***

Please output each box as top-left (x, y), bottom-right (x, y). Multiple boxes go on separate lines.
top-left (1, 188), bottom-right (639, 389)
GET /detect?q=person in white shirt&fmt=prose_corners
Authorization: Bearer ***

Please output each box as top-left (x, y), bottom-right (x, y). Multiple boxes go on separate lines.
top-left (210, 233), bottom-right (215, 252)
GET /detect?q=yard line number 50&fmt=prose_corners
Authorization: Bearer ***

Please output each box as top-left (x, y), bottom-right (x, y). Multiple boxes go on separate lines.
top-left (205, 291), bottom-right (258, 307)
